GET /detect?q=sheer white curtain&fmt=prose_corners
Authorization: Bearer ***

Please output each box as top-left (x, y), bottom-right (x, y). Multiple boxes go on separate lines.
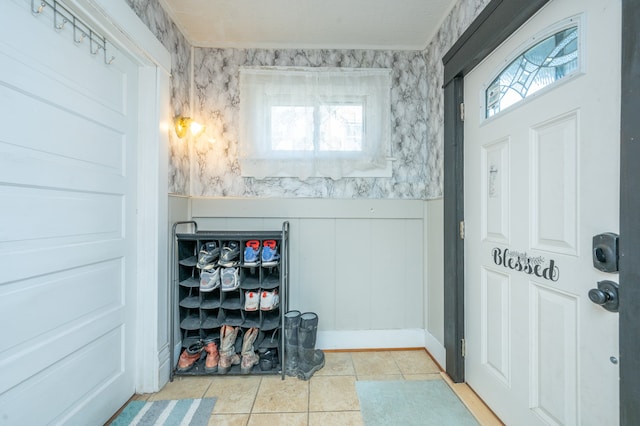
top-left (239, 67), bottom-right (392, 180)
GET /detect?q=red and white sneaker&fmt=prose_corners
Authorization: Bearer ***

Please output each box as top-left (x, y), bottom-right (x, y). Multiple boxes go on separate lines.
top-left (245, 291), bottom-right (259, 311)
top-left (260, 289), bottom-right (279, 311)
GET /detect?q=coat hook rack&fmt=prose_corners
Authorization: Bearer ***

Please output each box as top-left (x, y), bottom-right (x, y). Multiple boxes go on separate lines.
top-left (30, 0), bottom-right (115, 65)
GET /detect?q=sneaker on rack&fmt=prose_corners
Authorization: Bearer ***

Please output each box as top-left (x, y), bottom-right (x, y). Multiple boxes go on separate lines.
top-left (219, 241), bottom-right (240, 267)
top-left (260, 289), bottom-right (279, 311)
top-left (197, 242), bottom-right (220, 269)
top-left (244, 291), bottom-right (259, 311)
top-left (243, 240), bottom-right (261, 266)
top-left (261, 240), bottom-right (280, 267)
top-left (221, 267), bottom-right (240, 292)
top-left (201, 262), bottom-right (218, 271)
top-left (200, 268), bottom-right (220, 292)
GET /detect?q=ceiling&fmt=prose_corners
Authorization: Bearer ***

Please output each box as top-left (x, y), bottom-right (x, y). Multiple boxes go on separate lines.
top-left (159, 0), bottom-right (457, 51)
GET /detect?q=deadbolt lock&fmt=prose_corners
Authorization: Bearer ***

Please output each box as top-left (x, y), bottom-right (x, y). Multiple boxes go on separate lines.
top-left (592, 233), bottom-right (619, 273)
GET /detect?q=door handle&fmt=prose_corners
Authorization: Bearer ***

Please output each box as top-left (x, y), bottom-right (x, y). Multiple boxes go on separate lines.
top-left (588, 280), bottom-right (619, 312)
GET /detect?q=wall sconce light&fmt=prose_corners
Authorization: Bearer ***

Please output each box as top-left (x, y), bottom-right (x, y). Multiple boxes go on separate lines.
top-left (174, 116), bottom-right (206, 138)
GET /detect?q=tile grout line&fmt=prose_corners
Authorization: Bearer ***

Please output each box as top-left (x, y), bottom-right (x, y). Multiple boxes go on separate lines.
top-left (201, 377), bottom-right (214, 400)
top-left (247, 376), bottom-right (263, 423)
top-left (307, 374), bottom-right (311, 424)
top-left (349, 352), bottom-right (365, 424)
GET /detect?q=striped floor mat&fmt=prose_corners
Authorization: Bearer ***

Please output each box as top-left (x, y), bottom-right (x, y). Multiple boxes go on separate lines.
top-left (110, 398), bottom-right (216, 426)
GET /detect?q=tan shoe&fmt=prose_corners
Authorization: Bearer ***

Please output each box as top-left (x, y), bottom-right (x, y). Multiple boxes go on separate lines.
top-left (218, 325), bottom-right (240, 374)
top-left (241, 327), bottom-right (260, 374)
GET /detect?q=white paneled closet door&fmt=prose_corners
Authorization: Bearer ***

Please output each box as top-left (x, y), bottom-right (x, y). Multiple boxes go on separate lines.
top-left (0, 0), bottom-right (139, 423)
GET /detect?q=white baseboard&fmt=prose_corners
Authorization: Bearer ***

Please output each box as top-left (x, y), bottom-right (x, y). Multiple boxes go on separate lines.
top-left (157, 357), bottom-right (170, 392)
top-left (424, 330), bottom-right (446, 370)
top-left (140, 344), bottom-right (171, 394)
top-left (316, 329), bottom-right (426, 350)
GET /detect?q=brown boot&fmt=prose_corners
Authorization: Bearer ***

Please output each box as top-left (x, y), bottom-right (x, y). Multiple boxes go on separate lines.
top-left (241, 327), bottom-right (260, 374)
top-left (218, 325), bottom-right (240, 374)
top-left (177, 341), bottom-right (203, 372)
top-left (204, 340), bottom-right (219, 373)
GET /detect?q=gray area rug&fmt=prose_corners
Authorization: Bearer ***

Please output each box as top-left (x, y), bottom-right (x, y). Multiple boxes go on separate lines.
top-left (110, 398), bottom-right (216, 426)
top-left (356, 380), bottom-right (479, 426)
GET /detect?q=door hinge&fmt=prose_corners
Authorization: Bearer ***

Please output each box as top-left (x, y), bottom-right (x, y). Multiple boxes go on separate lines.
top-left (460, 102), bottom-right (465, 121)
top-left (459, 220), bottom-right (465, 240)
top-left (461, 338), bottom-right (466, 357)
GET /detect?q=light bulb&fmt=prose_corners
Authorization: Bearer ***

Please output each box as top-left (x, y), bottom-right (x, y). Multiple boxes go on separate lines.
top-left (174, 116), bottom-right (206, 139)
top-left (189, 121), bottom-right (205, 137)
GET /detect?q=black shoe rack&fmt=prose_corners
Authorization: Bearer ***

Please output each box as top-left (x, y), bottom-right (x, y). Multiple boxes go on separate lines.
top-left (170, 221), bottom-right (289, 380)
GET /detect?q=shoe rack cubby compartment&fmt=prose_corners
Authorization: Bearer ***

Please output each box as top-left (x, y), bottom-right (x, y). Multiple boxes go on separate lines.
top-left (170, 222), bottom-right (289, 380)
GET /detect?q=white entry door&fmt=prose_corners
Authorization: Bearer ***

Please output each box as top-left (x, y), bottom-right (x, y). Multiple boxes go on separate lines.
top-left (0, 1), bottom-right (139, 423)
top-left (464, 0), bottom-right (620, 425)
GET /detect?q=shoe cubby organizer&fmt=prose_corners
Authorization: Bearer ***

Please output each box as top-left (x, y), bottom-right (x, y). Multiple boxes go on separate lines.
top-left (170, 221), bottom-right (289, 380)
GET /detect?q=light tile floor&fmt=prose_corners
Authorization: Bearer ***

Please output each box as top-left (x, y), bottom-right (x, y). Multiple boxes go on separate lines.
top-left (129, 350), bottom-right (502, 426)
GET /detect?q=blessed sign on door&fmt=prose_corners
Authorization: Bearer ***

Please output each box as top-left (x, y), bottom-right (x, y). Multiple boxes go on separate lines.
top-left (492, 247), bottom-right (559, 282)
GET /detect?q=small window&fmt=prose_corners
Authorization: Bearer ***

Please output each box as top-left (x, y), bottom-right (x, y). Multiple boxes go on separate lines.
top-left (486, 25), bottom-right (579, 118)
top-left (269, 102), bottom-right (364, 152)
top-left (318, 104), bottom-right (363, 152)
top-left (239, 67), bottom-right (392, 180)
top-left (270, 105), bottom-right (315, 151)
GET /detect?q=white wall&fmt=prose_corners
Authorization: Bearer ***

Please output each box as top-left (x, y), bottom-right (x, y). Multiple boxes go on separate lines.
top-left (425, 198), bottom-right (445, 367)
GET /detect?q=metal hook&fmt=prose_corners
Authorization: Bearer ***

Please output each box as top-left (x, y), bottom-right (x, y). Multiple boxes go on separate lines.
top-left (103, 41), bottom-right (115, 65)
top-left (89, 31), bottom-right (103, 55)
top-left (74, 19), bottom-right (86, 43)
top-left (72, 16), bottom-right (89, 43)
top-left (55, 16), bottom-right (68, 30)
top-left (31, 0), bottom-right (46, 14)
top-left (53, 1), bottom-right (65, 30)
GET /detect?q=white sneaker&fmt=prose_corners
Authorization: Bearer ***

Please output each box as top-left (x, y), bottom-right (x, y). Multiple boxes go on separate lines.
top-left (221, 267), bottom-right (239, 292)
top-left (200, 268), bottom-right (220, 292)
top-left (245, 291), bottom-right (259, 311)
top-left (260, 290), bottom-right (279, 311)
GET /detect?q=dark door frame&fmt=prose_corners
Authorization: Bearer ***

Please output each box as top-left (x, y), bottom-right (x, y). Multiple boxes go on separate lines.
top-left (618, 1), bottom-right (640, 423)
top-left (441, 0), bottom-right (640, 423)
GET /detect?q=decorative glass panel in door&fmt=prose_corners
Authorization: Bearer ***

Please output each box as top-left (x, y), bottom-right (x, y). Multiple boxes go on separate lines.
top-left (486, 26), bottom-right (579, 118)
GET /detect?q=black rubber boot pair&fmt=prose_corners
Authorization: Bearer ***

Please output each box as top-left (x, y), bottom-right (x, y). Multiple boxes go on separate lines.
top-left (284, 310), bottom-right (325, 380)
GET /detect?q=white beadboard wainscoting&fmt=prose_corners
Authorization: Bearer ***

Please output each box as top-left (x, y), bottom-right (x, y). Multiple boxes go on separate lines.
top-left (168, 195), bottom-right (445, 367)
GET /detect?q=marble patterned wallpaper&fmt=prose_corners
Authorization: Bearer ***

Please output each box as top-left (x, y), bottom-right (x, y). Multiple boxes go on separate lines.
top-left (125, 0), bottom-right (192, 195)
top-left (424, 0), bottom-right (492, 198)
top-left (126, 0), bottom-right (491, 199)
top-left (191, 49), bottom-right (428, 198)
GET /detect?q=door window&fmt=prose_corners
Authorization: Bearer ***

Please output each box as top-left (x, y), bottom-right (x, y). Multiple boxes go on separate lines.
top-left (486, 24), bottom-right (579, 118)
